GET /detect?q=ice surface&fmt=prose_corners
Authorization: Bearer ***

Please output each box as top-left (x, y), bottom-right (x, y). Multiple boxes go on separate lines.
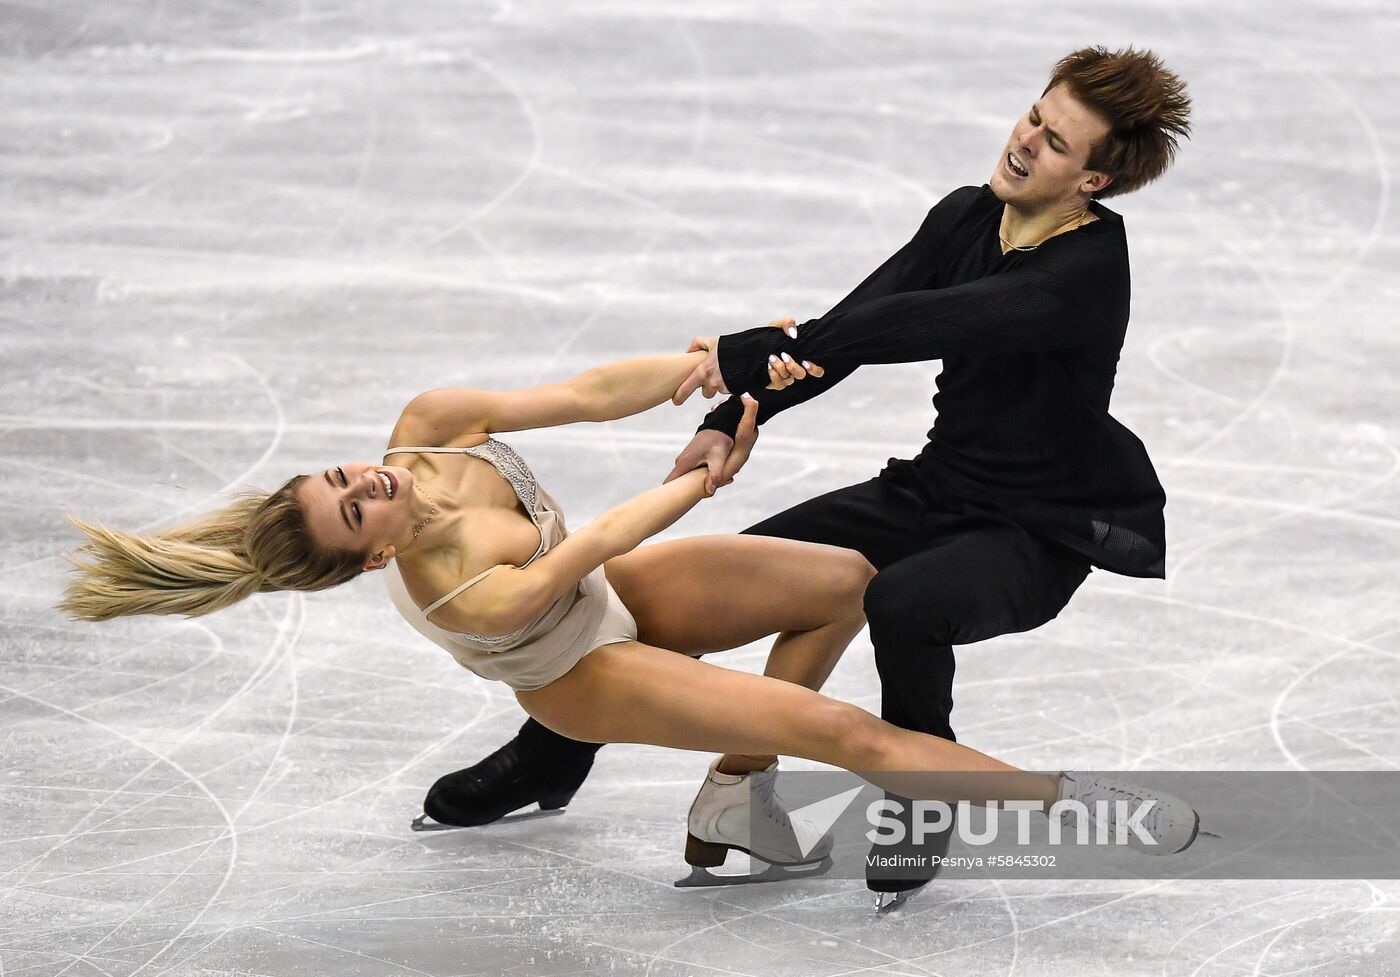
top-left (4, 1), bottom-right (1400, 974)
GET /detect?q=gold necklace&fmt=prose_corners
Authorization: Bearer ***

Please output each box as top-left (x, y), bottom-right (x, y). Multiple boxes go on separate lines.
top-left (999, 209), bottom-right (1092, 253)
top-left (410, 485), bottom-right (441, 540)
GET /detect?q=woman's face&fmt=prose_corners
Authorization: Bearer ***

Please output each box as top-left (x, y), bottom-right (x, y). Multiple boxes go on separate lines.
top-left (296, 461), bottom-right (418, 566)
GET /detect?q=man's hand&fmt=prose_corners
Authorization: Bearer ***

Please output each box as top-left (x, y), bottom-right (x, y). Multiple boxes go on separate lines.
top-left (663, 394), bottom-right (760, 494)
top-left (672, 336), bottom-right (728, 405)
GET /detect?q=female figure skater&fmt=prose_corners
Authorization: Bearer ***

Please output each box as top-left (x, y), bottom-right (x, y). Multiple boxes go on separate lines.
top-left (60, 341), bottom-right (1199, 886)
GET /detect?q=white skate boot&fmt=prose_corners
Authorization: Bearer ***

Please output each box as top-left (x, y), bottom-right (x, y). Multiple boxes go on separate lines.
top-left (1054, 772), bottom-right (1201, 855)
top-left (674, 758), bottom-right (834, 887)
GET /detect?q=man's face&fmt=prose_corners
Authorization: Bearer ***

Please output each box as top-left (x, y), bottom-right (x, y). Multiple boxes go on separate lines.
top-left (990, 82), bottom-right (1113, 207)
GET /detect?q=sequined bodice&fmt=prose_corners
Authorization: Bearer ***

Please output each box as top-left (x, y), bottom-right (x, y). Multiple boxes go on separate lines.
top-left (443, 439), bottom-right (545, 647)
top-left (383, 437), bottom-right (555, 649)
top-left (382, 435), bottom-right (620, 693)
top-left (460, 438), bottom-right (539, 516)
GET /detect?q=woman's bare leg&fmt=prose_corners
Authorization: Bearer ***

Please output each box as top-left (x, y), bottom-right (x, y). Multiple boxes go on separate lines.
top-left (518, 641), bottom-right (1061, 808)
top-left (605, 535), bottom-right (874, 775)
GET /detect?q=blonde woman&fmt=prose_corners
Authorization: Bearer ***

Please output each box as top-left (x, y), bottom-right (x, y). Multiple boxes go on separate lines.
top-left (61, 343), bottom-right (1199, 885)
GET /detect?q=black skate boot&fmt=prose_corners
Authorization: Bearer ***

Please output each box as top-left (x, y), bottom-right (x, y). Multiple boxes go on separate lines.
top-left (866, 795), bottom-right (955, 914)
top-left (415, 718), bottom-right (603, 829)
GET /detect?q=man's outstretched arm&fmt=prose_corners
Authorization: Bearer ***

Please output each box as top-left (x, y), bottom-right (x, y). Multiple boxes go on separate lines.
top-left (716, 243), bottom-right (1124, 396)
top-left (677, 185), bottom-right (982, 451)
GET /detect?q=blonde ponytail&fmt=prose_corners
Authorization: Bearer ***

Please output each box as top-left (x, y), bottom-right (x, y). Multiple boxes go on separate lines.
top-left (59, 476), bottom-right (366, 622)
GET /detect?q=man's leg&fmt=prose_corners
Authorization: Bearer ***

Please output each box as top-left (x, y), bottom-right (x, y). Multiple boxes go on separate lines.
top-left (858, 518), bottom-right (1090, 902)
top-left (738, 473), bottom-right (933, 569)
top-left (863, 519), bottom-right (1090, 739)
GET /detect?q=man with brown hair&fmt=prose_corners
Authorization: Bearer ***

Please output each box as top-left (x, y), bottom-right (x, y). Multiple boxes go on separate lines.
top-left (422, 45), bottom-right (1192, 909)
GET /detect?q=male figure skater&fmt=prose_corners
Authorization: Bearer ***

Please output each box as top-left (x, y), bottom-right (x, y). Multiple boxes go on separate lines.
top-left (421, 46), bottom-right (1192, 908)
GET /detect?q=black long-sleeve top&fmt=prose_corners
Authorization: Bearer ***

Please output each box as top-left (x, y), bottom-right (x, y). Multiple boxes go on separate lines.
top-left (699, 183), bottom-right (1166, 578)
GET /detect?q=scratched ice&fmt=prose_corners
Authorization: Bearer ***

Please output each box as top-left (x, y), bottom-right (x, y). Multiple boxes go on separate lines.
top-left (4, 1), bottom-right (1400, 975)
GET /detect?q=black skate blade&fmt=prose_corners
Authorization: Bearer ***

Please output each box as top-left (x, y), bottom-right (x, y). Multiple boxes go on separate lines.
top-left (674, 856), bottom-right (833, 888)
top-left (410, 806), bottom-right (568, 832)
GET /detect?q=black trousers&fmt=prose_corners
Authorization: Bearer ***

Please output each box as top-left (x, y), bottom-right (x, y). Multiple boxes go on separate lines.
top-left (738, 462), bottom-right (1090, 742)
top-left (520, 460), bottom-right (1091, 764)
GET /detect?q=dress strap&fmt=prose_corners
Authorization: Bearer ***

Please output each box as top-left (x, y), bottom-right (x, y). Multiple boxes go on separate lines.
top-left (383, 445), bottom-right (478, 461)
top-left (423, 564), bottom-right (508, 616)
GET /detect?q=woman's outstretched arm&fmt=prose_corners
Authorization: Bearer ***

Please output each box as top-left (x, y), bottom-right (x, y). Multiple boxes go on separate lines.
top-left (424, 397), bottom-right (759, 637)
top-left (392, 351), bottom-right (709, 448)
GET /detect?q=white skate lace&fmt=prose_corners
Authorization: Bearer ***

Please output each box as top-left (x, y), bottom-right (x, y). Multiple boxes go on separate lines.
top-left (752, 771), bottom-right (792, 832)
top-left (1067, 778), bottom-right (1163, 837)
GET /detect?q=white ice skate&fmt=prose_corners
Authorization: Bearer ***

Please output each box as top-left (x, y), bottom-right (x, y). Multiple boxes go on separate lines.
top-left (674, 758), bottom-right (834, 888)
top-left (1055, 772), bottom-right (1201, 855)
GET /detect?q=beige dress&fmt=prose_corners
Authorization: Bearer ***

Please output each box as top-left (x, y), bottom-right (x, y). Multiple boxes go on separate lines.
top-left (382, 437), bottom-right (638, 691)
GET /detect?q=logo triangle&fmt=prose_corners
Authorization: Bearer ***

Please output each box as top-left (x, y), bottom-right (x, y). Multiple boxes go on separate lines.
top-left (790, 785), bottom-right (865, 859)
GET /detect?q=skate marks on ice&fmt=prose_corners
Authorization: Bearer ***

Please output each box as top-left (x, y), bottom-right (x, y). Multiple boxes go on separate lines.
top-left (6, 0), bottom-right (1400, 975)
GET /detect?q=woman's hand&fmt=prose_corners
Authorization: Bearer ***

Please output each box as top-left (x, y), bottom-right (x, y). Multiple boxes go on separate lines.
top-left (672, 336), bottom-right (727, 404)
top-left (671, 318), bottom-right (825, 404)
top-left (664, 394), bottom-right (760, 494)
top-left (762, 317), bottom-right (825, 391)
top-left (711, 393), bottom-right (761, 492)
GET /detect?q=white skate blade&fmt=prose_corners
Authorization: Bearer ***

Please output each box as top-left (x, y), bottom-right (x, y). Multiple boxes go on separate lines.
top-left (873, 881), bottom-right (930, 916)
top-left (673, 856), bottom-right (833, 888)
top-left (411, 815), bottom-right (457, 832)
top-left (410, 807), bottom-right (568, 832)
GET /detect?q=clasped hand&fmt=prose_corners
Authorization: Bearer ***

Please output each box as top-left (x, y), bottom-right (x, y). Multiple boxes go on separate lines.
top-left (664, 318), bottom-right (825, 494)
top-left (670, 317), bottom-right (826, 404)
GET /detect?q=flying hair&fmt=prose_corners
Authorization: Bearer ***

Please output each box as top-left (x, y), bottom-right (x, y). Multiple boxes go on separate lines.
top-left (59, 476), bottom-right (365, 621)
top-left (1044, 45), bottom-right (1193, 198)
